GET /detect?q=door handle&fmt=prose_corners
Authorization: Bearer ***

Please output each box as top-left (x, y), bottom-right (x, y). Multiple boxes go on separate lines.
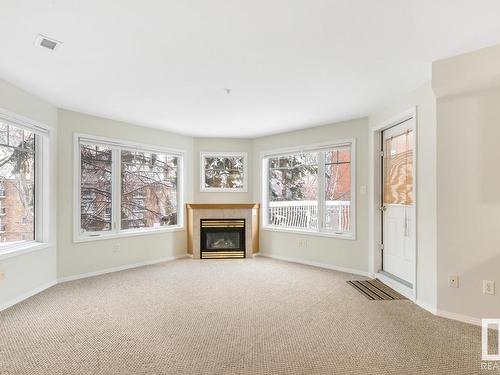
top-left (404, 208), bottom-right (409, 237)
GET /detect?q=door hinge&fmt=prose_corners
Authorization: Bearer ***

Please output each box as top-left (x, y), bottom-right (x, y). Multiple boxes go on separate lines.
top-left (379, 243), bottom-right (384, 251)
top-left (379, 150), bottom-right (385, 157)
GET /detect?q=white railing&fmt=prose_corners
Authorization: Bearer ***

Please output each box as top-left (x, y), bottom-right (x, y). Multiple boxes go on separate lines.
top-left (268, 200), bottom-right (350, 232)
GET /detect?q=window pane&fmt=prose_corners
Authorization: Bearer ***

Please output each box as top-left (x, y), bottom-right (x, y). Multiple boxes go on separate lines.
top-left (0, 123), bottom-right (35, 245)
top-left (80, 144), bottom-right (112, 232)
top-left (383, 131), bottom-right (413, 205)
top-left (267, 152), bottom-right (318, 230)
top-left (325, 147), bottom-right (351, 233)
top-left (203, 155), bottom-right (244, 189)
top-left (121, 151), bottom-right (178, 229)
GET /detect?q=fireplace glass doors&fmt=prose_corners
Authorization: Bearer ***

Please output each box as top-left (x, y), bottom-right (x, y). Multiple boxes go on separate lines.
top-left (200, 219), bottom-right (245, 259)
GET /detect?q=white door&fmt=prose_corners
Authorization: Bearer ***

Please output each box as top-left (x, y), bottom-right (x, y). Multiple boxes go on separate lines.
top-left (381, 119), bottom-right (415, 286)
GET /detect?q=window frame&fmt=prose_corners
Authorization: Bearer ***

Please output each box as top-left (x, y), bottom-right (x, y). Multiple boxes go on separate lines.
top-left (73, 133), bottom-right (185, 243)
top-left (200, 151), bottom-right (248, 193)
top-left (0, 107), bottom-right (52, 257)
top-left (261, 139), bottom-right (356, 240)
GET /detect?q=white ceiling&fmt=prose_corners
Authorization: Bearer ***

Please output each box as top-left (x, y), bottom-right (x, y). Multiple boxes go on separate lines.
top-left (1, 1), bottom-right (500, 138)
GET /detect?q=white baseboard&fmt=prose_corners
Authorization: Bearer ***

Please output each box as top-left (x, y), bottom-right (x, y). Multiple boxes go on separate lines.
top-left (1, 253), bottom-right (485, 329)
top-left (0, 279), bottom-right (57, 312)
top-left (258, 253), bottom-right (370, 277)
top-left (258, 254), bottom-right (485, 327)
top-left (58, 254), bottom-right (188, 283)
top-left (436, 309), bottom-right (482, 327)
top-left (2, 255), bottom-right (189, 311)
top-left (415, 299), bottom-right (437, 315)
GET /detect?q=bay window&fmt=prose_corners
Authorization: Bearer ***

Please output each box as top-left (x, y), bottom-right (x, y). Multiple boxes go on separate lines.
top-left (75, 135), bottom-right (183, 241)
top-left (262, 141), bottom-right (355, 239)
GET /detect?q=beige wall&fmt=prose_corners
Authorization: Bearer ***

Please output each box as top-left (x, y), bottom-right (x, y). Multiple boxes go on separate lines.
top-left (57, 110), bottom-right (194, 279)
top-left (436, 89), bottom-right (500, 319)
top-left (433, 45), bottom-right (500, 321)
top-left (252, 118), bottom-right (369, 274)
top-left (0, 78), bottom-right (58, 308)
top-left (368, 82), bottom-right (437, 312)
top-left (193, 138), bottom-right (253, 203)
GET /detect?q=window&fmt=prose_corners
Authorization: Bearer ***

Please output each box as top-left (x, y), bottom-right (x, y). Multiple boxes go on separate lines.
top-left (324, 147), bottom-right (352, 233)
top-left (80, 144), bottom-right (112, 232)
top-left (200, 152), bottom-right (247, 192)
top-left (0, 110), bottom-right (50, 252)
top-left (262, 141), bottom-right (355, 239)
top-left (267, 152), bottom-right (319, 229)
top-left (75, 135), bottom-right (183, 241)
top-left (0, 124), bottom-right (35, 245)
top-left (383, 130), bottom-right (413, 205)
top-left (121, 150), bottom-right (178, 229)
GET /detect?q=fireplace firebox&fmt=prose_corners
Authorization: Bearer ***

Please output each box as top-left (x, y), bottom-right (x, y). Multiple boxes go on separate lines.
top-left (200, 219), bottom-right (245, 259)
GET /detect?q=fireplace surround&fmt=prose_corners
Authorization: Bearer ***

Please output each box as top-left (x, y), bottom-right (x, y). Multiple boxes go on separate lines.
top-left (186, 203), bottom-right (259, 259)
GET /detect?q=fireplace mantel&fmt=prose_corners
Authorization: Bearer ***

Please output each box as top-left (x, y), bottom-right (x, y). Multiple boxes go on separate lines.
top-left (186, 203), bottom-right (259, 210)
top-left (186, 203), bottom-right (260, 259)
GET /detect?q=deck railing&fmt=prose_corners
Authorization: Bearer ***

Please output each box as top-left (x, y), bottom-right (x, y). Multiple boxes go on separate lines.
top-left (268, 200), bottom-right (350, 232)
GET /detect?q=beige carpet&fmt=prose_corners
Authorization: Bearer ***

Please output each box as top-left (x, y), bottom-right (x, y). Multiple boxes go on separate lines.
top-left (0, 257), bottom-right (489, 374)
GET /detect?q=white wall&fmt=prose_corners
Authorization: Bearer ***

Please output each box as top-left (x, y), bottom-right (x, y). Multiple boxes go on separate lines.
top-left (57, 110), bottom-right (194, 279)
top-left (193, 138), bottom-right (253, 203)
top-left (0, 78), bottom-right (58, 308)
top-left (433, 45), bottom-right (500, 322)
top-left (4, 43), bottom-right (498, 325)
top-left (252, 118), bottom-right (369, 274)
top-left (368, 82), bottom-right (437, 312)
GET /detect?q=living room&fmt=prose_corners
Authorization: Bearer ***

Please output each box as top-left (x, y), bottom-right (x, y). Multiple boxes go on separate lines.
top-left (0, 2), bottom-right (499, 374)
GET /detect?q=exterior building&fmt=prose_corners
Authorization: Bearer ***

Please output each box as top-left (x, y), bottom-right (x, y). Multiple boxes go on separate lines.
top-left (0, 179), bottom-right (34, 243)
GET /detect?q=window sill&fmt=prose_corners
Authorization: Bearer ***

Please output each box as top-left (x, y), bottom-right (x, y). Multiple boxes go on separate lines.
top-left (74, 225), bottom-right (185, 243)
top-left (0, 242), bottom-right (51, 261)
top-left (261, 225), bottom-right (356, 240)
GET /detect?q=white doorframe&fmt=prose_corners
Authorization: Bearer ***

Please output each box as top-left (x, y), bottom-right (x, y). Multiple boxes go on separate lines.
top-left (369, 107), bottom-right (418, 301)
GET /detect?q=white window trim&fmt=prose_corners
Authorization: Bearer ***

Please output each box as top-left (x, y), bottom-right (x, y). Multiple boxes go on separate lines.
top-left (0, 107), bottom-right (52, 257)
top-left (73, 133), bottom-right (185, 243)
top-left (200, 151), bottom-right (248, 193)
top-left (261, 139), bottom-right (356, 240)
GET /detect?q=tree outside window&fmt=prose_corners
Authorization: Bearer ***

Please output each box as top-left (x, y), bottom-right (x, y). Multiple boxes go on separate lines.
top-left (263, 143), bottom-right (354, 237)
top-left (77, 137), bottom-right (182, 238)
top-left (0, 123), bottom-right (35, 244)
top-left (121, 151), bottom-right (178, 229)
top-left (201, 152), bottom-right (247, 192)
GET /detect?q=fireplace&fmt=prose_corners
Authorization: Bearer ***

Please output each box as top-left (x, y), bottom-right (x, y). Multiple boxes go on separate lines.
top-left (186, 203), bottom-right (259, 259)
top-left (200, 219), bottom-right (246, 259)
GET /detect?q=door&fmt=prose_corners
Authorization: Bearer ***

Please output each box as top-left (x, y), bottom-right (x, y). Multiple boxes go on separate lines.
top-left (381, 119), bottom-right (415, 287)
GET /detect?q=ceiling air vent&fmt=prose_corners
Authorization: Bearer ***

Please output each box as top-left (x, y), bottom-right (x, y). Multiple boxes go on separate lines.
top-left (34, 34), bottom-right (62, 51)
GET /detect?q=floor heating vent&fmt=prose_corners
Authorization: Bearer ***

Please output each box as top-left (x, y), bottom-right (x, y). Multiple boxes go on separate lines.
top-left (347, 279), bottom-right (407, 300)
